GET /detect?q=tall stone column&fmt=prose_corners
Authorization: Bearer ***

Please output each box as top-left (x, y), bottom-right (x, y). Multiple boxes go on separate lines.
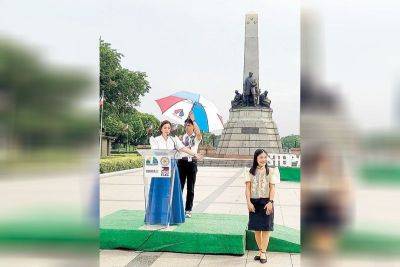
top-left (216, 12), bottom-right (283, 158)
top-left (243, 12), bottom-right (259, 90)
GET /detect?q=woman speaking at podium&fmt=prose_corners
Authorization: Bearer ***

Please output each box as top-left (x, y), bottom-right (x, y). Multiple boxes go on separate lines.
top-left (147, 120), bottom-right (203, 225)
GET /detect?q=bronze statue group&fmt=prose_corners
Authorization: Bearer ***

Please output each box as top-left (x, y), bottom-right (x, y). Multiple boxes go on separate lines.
top-left (232, 72), bottom-right (272, 109)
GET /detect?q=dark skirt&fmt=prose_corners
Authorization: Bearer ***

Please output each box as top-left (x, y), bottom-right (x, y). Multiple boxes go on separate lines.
top-left (248, 198), bottom-right (274, 231)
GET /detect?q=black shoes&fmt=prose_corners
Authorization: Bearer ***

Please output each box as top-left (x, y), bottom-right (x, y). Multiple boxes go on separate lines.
top-left (254, 251), bottom-right (267, 263)
top-left (259, 252), bottom-right (267, 264)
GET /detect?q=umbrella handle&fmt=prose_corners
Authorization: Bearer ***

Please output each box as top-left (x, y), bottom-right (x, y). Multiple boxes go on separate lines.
top-left (188, 105), bottom-right (195, 120)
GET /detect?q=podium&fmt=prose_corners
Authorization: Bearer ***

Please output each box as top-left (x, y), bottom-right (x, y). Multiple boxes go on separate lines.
top-left (137, 149), bottom-right (185, 227)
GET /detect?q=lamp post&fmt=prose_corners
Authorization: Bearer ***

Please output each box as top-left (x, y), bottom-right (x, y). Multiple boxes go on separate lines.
top-left (123, 124), bottom-right (129, 153)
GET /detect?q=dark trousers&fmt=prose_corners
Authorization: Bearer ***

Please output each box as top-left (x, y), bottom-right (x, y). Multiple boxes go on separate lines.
top-left (177, 159), bottom-right (198, 212)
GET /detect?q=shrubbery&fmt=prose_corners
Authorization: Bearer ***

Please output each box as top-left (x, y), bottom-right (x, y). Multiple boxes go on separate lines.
top-left (100, 155), bottom-right (143, 173)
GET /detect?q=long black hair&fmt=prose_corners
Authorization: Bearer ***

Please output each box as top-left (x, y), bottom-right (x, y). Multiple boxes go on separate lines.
top-left (249, 149), bottom-right (269, 176)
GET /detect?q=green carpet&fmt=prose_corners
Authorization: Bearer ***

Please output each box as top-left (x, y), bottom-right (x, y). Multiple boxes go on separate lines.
top-left (246, 226), bottom-right (301, 253)
top-left (100, 210), bottom-right (301, 255)
top-left (279, 167), bottom-right (301, 182)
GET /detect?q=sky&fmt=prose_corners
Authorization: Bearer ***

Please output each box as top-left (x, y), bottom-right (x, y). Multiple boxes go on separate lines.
top-left (0, 0), bottom-right (300, 136)
top-left (99, 0), bottom-right (300, 136)
top-left (2, 1), bottom-right (398, 136)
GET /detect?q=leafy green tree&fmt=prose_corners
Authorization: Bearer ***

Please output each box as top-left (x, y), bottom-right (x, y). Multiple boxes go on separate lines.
top-left (139, 113), bottom-right (160, 144)
top-left (103, 113), bottom-right (124, 137)
top-left (123, 111), bottom-right (145, 145)
top-left (172, 124), bottom-right (185, 138)
top-left (139, 113), bottom-right (160, 135)
top-left (202, 133), bottom-right (219, 147)
top-left (100, 38), bottom-right (157, 147)
top-left (104, 109), bottom-right (159, 146)
top-left (281, 135), bottom-right (301, 150)
top-left (100, 39), bottom-right (150, 114)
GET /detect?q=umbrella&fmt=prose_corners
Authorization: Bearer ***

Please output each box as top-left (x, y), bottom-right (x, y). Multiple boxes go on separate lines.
top-left (155, 91), bottom-right (224, 132)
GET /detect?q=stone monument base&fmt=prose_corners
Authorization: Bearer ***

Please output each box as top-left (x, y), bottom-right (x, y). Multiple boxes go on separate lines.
top-left (216, 107), bottom-right (283, 157)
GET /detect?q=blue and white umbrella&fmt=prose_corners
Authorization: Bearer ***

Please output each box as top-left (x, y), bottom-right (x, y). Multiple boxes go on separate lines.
top-left (155, 91), bottom-right (224, 132)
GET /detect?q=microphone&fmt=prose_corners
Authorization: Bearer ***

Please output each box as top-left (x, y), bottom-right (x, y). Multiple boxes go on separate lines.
top-left (167, 134), bottom-right (177, 151)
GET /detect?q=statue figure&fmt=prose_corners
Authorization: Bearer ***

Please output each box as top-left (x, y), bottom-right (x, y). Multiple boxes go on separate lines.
top-left (259, 90), bottom-right (271, 108)
top-left (243, 72), bottom-right (258, 106)
top-left (231, 90), bottom-right (244, 108)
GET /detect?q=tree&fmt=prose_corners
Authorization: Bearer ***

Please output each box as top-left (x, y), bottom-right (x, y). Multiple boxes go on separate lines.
top-left (122, 111), bottom-right (145, 145)
top-left (103, 113), bottom-right (125, 137)
top-left (100, 38), bottom-right (157, 147)
top-left (281, 135), bottom-right (301, 150)
top-left (172, 124), bottom-right (185, 138)
top-left (202, 133), bottom-right (219, 147)
top-left (100, 39), bottom-right (150, 114)
top-left (139, 113), bottom-right (160, 144)
top-left (139, 113), bottom-right (160, 134)
top-left (104, 109), bottom-right (160, 146)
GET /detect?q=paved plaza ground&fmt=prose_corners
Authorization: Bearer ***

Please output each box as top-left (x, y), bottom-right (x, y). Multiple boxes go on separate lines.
top-left (100, 166), bottom-right (300, 267)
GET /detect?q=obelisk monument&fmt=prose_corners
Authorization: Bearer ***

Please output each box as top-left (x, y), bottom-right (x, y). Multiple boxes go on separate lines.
top-left (216, 12), bottom-right (283, 157)
top-left (243, 12), bottom-right (259, 93)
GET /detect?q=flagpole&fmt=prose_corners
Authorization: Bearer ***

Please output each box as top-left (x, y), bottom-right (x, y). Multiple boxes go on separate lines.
top-left (99, 90), bottom-right (104, 156)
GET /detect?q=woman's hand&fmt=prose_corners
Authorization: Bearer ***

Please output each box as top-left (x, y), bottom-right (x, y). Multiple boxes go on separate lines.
top-left (264, 202), bottom-right (273, 215)
top-left (247, 202), bottom-right (255, 213)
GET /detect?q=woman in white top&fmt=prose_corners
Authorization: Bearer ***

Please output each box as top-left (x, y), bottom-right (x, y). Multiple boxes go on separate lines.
top-left (146, 120), bottom-right (202, 225)
top-left (244, 149), bottom-right (280, 263)
top-left (150, 120), bottom-right (203, 159)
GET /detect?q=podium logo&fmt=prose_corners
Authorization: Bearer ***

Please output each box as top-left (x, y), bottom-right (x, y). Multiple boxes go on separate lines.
top-left (145, 156), bottom-right (158, 166)
top-left (160, 157), bottom-right (170, 167)
top-left (161, 167), bottom-right (170, 176)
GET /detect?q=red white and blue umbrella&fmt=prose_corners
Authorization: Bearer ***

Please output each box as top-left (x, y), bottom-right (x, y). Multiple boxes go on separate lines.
top-left (155, 91), bottom-right (224, 132)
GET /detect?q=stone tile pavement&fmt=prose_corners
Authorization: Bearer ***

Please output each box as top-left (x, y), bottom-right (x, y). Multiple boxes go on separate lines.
top-left (100, 167), bottom-right (300, 266)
